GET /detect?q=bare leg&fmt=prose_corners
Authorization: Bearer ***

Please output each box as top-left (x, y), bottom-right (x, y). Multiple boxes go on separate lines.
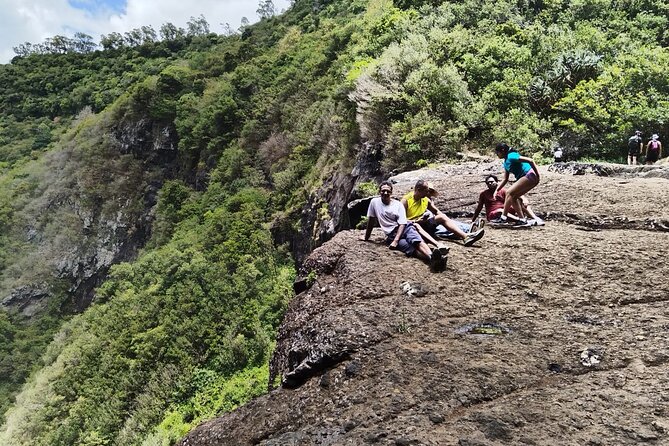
top-left (514, 197), bottom-right (526, 219)
top-left (522, 198), bottom-right (539, 220)
top-left (434, 214), bottom-right (467, 239)
top-left (415, 223), bottom-right (447, 248)
top-left (414, 241), bottom-right (432, 261)
top-left (503, 177), bottom-right (537, 217)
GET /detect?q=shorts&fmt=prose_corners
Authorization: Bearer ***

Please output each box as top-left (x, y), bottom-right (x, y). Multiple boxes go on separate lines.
top-left (386, 222), bottom-right (423, 256)
top-left (417, 211), bottom-right (438, 233)
top-left (524, 170), bottom-right (539, 184)
top-left (647, 150), bottom-right (659, 163)
top-left (628, 148), bottom-right (639, 156)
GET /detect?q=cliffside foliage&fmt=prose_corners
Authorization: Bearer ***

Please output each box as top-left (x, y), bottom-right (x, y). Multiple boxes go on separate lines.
top-left (1, 0), bottom-right (668, 444)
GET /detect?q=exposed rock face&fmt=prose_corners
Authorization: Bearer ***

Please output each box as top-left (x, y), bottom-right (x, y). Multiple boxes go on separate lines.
top-left (276, 141), bottom-right (384, 266)
top-left (1, 116), bottom-right (179, 316)
top-left (180, 163), bottom-right (669, 445)
top-left (0, 284), bottom-right (51, 318)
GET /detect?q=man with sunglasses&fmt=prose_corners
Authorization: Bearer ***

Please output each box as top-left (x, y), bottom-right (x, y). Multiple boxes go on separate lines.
top-left (472, 175), bottom-right (544, 226)
top-left (361, 181), bottom-right (445, 271)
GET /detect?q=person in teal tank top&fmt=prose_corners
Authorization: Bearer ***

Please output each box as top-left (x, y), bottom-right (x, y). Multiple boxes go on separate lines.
top-left (491, 142), bottom-right (541, 225)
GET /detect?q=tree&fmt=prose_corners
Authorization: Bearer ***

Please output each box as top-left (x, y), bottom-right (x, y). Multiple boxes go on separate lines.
top-left (12, 42), bottom-right (33, 57)
top-left (140, 26), bottom-right (157, 43)
top-left (239, 16), bottom-right (250, 33)
top-left (257, 0), bottom-right (276, 19)
top-left (159, 22), bottom-right (184, 41)
top-left (221, 22), bottom-right (237, 36)
top-left (73, 32), bottom-right (97, 53)
top-left (124, 28), bottom-right (143, 46)
top-left (100, 32), bottom-right (125, 50)
top-left (186, 15), bottom-right (210, 36)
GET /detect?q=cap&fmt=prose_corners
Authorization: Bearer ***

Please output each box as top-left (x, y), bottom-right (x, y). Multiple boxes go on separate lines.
top-left (652, 134), bottom-right (659, 140)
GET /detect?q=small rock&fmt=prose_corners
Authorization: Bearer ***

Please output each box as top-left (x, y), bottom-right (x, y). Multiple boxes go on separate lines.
top-left (365, 432), bottom-right (387, 443)
top-left (420, 351), bottom-right (438, 364)
top-left (400, 281), bottom-right (428, 297)
top-left (319, 371), bottom-right (331, 388)
top-left (429, 413), bottom-right (445, 424)
top-left (395, 438), bottom-right (412, 446)
top-left (343, 420), bottom-right (357, 432)
top-left (345, 360), bottom-right (362, 377)
top-left (548, 363), bottom-right (562, 373)
top-left (580, 348), bottom-right (602, 367)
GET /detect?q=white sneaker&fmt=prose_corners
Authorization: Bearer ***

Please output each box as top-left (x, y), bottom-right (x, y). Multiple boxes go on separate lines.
top-left (470, 217), bottom-right (485, 233)
top-left (530, 218), bottom-right (545, 226)
top-left (464, 229), bottom-right (485, 247)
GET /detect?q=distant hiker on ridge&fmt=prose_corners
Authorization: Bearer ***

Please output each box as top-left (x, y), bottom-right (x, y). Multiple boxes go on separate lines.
top-left (401, 179), bottom-right (485, 247)
top-left (628, 130), bottom-right (643, 166)
top-left (644, 134), bottom-right (662, 165)
top-left (361, 180), bottom-right (446, 272)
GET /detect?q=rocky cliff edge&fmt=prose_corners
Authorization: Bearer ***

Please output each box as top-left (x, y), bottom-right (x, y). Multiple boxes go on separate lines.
top-left (181, 161), bottom-right (669, 445)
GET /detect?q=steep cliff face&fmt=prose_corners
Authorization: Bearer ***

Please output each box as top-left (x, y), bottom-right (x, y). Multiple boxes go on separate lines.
top-left (180, 162), bottom-right (669, 445)
top-left (273, 140), bottom-right (385, 266)
top-left (1, 114), bottom-right (179, 315)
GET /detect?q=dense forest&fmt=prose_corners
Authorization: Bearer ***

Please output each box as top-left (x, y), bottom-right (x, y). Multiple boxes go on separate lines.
top-left (0, 0), bottom-right (667, 444)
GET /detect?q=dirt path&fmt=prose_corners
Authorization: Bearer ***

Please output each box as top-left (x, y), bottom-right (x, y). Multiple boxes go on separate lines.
top-left (180, 163), bottom-right (669, 446)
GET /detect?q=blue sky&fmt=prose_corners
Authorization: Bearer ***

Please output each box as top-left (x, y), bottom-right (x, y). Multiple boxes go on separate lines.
top-left (69, 0), bottom-right (127, 14)
top-left (0, 0), bottom-right (292, 63)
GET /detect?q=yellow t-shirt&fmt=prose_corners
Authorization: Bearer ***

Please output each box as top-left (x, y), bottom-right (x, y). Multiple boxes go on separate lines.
top-left (403, 192), bottom-right (428, 220)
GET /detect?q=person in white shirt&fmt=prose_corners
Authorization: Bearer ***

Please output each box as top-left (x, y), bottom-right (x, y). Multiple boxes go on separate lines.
top-left (361, 181), bottom-right (444, 270)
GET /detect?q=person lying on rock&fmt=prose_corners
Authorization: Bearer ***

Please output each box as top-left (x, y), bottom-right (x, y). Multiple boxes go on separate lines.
top-left (472, 175), bottom-right (544, 227)
top-left (360, 180), bottom-right (445, 271)
top-left (401, 179), bottom-right (485, 247)
top-left (490, 142), bottom-right (541, 226)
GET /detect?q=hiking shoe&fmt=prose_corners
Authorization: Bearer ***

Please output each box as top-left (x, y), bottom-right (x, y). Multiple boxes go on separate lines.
top-left (437, 245), bottom-right (450, 256)
top-left (470, 217), bottom-right (485, 233)
top-left (464, 229), bottom-right (485, 247)
top-left (430, 249), bottom-right (445, 273)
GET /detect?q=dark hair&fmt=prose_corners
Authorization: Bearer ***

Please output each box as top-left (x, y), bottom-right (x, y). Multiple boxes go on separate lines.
top-left (485, 174), bottom-right (498, 183)
top-left (414, 179), bottom-right (428, 190)
top-left (495, 142), bottom-right (510, 155)
top-left (380, 180), bottom-right (393, 191)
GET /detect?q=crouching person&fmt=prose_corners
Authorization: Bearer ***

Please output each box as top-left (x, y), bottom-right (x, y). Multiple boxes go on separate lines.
top-left (360, 181), bottom-right (445, 272)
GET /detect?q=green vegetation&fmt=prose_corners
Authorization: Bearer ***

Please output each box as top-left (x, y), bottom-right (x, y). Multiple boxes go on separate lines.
top-left (1, 0), bottom-right (668, 444)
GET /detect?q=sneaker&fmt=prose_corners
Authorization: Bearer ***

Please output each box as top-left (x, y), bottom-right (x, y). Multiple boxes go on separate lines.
top-left (529, 217), bottom-right (545, 226)
top-left (437, 245), bottom-right (450, 256)
top-left (464, 229), bottom-right (485, 247)
top-left (429, 249), bottom-right (446, 273)
top-left (470, 217), bottom-right (486, 233)
top-left (489, 217), bottom-right (506, 225)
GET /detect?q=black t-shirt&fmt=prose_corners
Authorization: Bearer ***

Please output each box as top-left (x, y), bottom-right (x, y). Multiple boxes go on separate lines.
top-left (628, 135), bottom-right (642, 154)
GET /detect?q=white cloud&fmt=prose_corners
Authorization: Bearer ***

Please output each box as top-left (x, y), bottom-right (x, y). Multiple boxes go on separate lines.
top-left (0, 0), bottom-right (292, 63)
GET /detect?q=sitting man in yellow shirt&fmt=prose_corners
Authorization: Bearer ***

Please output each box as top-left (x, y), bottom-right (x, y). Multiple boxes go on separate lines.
top-left (401, 179), bottom-right (485, 247)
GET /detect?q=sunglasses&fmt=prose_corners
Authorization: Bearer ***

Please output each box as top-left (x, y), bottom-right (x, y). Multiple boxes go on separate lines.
top-left (380, 190), bottom-right (392, 194)
top-left (486, 180), bottom-right (496, 184)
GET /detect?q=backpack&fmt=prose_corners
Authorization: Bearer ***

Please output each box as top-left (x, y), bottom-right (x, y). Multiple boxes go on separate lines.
top-left (649, 140), bottom-right (660, 152)
top-left (628, 136), bottom-right (641, 150)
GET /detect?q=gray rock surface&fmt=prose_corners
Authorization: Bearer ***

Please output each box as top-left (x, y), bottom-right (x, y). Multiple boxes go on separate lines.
top-left (179, 162), bottom-right (669, 445)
